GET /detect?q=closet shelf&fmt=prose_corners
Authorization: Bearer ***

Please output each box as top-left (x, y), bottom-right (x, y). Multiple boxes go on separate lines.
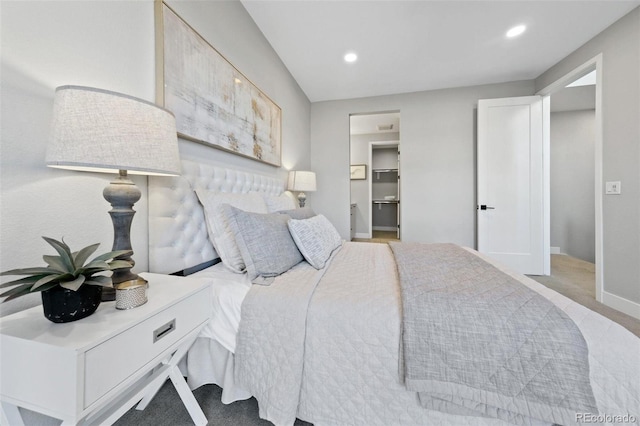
top-left (372, 168), bottom-right (398, 173)
top-left (372, 200), bottom-right (399, 204)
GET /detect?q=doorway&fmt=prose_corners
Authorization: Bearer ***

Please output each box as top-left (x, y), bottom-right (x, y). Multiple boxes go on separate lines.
top-left (370, 141), bottom-right (400, 240)
top-left (349, 111), bottom-right (401, 242)
top-left (477, 56), bottom-right (603, 301)
top-left (537, 55), bottom-right (603, 302)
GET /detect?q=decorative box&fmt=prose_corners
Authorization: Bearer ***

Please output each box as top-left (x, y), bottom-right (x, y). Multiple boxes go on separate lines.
top-left (115, 278), bottom-right (149, 310)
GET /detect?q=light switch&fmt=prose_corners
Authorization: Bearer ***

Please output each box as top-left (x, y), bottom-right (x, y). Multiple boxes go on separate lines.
top-left (605, 181), bottom-right (621, 195)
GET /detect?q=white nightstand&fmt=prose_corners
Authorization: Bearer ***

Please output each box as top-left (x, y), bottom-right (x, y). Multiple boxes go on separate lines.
top-left (0, 273), bottom-right (212, 425)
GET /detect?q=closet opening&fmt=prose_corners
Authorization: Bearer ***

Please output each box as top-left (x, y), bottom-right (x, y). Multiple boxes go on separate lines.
top-left (349, 111), bottom-right (400, 243)
top-left (370, 142), bottom-right (400, 240)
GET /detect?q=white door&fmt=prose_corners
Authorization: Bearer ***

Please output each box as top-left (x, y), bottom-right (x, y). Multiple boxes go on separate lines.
top-left (477, 96), bottom-right (545, 275)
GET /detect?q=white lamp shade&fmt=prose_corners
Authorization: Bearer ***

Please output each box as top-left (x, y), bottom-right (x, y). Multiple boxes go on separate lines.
top-left (46, 86), bottom-right (180, 176)
top-left (288, 170), bottom-right (316, 192)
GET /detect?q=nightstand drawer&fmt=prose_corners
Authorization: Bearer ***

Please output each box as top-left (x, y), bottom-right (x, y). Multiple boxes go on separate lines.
top-left (84, 289), bottom-right (209, 408)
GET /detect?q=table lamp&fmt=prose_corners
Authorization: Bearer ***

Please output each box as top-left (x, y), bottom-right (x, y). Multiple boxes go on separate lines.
top-left (287, 171), bottom-right (316, 208)
top-left (46, 86), bottom-right (180, 301)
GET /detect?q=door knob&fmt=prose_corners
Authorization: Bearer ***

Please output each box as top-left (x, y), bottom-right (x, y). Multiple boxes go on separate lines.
top-left (478, 205), bottom-right (495, 210)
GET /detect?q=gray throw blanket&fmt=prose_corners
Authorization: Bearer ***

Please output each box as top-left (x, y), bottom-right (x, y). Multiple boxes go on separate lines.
top-left (389, 242), bottom-right (598, 426)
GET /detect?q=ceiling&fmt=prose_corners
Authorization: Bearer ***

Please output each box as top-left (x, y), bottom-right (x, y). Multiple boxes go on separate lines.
top-left (350, 112), bottom-right (400, 135)
top-left (240, 1), bottom-right (639, 103)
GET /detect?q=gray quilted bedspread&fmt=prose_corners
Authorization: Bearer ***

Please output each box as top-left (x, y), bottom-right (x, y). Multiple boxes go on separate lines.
top-left (389, 242), bottom-right (598, 425)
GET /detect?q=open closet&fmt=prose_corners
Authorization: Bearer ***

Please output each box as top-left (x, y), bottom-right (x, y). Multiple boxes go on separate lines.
top-left (371, 144), bottom-right (400, 238)
top-left (349, 111), bottom-right (401, 241)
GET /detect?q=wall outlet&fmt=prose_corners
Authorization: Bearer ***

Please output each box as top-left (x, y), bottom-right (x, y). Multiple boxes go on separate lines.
top-left (605, 181), bottom-right (621, 195)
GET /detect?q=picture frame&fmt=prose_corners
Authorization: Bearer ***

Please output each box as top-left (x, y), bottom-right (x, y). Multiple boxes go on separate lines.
top-left (155, 2), bottom-right (282, 167)
top-left (350, 164), bottom-right (367, 180)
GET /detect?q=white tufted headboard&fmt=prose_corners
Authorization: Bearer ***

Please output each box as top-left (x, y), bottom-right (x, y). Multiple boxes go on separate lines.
top-left (148, 160), bottom-right (286, 274)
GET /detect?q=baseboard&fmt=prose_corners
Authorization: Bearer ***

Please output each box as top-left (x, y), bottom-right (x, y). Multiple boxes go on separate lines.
top-left (354, 232), bottom-right (371, 239)
top-left (550, 246), bottom-right (563, 255)
top-left (602, 291), bottom-right (640, 320)
top-left (372, 226), bottom-right (397, 232)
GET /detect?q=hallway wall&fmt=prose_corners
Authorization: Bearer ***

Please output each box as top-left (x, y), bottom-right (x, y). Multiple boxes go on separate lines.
top-left (550, 110), bottom-right (596, 263)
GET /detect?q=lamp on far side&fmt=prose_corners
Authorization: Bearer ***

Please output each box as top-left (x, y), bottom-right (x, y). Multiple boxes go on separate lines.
top-left (46, 85), bottom-right (180, 301)
top-left (288, 170), bottom-right (316, 208)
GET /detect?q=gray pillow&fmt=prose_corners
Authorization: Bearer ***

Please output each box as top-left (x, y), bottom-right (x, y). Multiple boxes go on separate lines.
top-left (222, 204), bottom-right (303, 285)
top-left (277, 207), bottom-right (316, 220)
top-left (287, 214), bottom-right (343, 269)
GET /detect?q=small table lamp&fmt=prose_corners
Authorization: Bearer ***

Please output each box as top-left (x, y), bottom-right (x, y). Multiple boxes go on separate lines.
top-left (46, 86), bottom-right (180, 301)
top-left (288, 171), bottom-right (316, 208)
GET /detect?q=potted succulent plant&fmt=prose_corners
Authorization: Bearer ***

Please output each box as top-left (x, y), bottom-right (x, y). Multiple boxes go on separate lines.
top-left (0, 237), bottom-right (132, 323)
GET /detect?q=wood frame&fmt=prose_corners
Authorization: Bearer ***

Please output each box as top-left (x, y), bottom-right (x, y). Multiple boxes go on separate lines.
top-left (350, 164), bottom-right (367, 180)
top-left (155, 1), bottom-right (282, 167)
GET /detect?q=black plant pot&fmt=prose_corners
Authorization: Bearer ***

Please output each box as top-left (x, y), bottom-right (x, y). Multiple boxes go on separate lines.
top-left (41, 285), bottom-right (102, 323)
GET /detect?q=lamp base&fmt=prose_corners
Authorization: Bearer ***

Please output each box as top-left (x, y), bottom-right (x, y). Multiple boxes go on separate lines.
top-left (103, 170), bottom-right (141, 302)
top-left (102, 287), bottom-right (116, 302)
top-left (297, 192), bottom-right (307, 208)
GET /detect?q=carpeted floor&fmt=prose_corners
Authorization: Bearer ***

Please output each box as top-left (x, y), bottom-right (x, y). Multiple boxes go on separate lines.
top-left (115, 382), bottom-right (310, 426)
top-left (352, 230), bottom-right (399, 243)
top-left (112, 254), bottom-right (640, 426)
top-left (528, 254), bottom-right (640, 338)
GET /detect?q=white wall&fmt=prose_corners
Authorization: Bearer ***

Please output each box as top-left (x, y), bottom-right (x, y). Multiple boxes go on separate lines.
top-left (312, 80), bottom-right (535, 246)
top-left (0, 0), bottom-right (310, 317)
top-left (1, 0), bottom-right (157, 316)
top-left (536, 7), bottom-right (640, 307)
top-left (550, 110), bottom-right (596, 263)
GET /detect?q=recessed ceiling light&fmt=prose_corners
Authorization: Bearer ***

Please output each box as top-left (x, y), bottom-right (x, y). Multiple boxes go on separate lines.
top-left (506, 25), bottom-right (526, 38)
top-left (344, 52), bottom-right (358, 63)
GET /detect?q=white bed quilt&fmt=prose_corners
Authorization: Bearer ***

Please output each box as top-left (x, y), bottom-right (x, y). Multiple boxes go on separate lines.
top-left (233, 242), bottom-right (639, 426)
top-left (191, 263), bottom-right (251, 353)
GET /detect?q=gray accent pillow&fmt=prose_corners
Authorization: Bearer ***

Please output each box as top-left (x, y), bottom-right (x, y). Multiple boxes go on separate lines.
top-left (277, 207), bottom-right (316, 220)
top-left (222, 204), bottom-right (303, 285)
top-left (287, 214), bottom-right (343, 269)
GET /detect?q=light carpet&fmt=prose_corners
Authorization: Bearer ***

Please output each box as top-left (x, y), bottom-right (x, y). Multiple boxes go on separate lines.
top-left (528, 254), bottom-right (640, 338)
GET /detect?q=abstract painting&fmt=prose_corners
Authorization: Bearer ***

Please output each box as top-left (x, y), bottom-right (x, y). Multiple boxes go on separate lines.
top-left (157, 2), bottom-right (282, 166)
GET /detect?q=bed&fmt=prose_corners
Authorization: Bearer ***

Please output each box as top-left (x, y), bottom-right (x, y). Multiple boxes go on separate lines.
top-left (149, 161), bottom-right (640, 426)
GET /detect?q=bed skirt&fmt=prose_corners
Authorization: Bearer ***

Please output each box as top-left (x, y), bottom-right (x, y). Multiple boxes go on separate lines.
top-left (183, 337), bottom-right (252, 404)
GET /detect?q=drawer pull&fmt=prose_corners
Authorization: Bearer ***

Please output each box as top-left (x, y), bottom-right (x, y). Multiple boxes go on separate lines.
top-left (153, 319), bottom-right (176, 343)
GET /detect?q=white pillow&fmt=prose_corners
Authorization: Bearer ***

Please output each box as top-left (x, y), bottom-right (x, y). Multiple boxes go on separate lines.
top-left (195, 189), bottom-right (268, 272)
top-left (263, 192), bottom-right (296, 213)
top-left (287, 214), bottom-right (343, 269)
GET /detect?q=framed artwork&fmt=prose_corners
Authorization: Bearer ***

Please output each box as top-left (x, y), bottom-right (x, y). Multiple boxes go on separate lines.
top-left (350, 164), bottom-right (367, 180)
top-left (155, 2), bottom-right (282, 167)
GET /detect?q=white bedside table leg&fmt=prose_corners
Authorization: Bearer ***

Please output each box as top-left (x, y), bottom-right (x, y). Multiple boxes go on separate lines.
top-left (137, 331), bottom-right (195, 411)
top-left (169, 366), bottom-right (207, 426)
top-left (135, 364), bottom-right (171, 411)
top-left (136, 328), bottom-right (206, 425)
top-left (1, 402), bottom-right (25, 426)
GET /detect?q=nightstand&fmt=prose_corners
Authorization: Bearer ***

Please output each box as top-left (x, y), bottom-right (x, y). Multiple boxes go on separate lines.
top-left (0, 273), bottom-right (212, 425)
